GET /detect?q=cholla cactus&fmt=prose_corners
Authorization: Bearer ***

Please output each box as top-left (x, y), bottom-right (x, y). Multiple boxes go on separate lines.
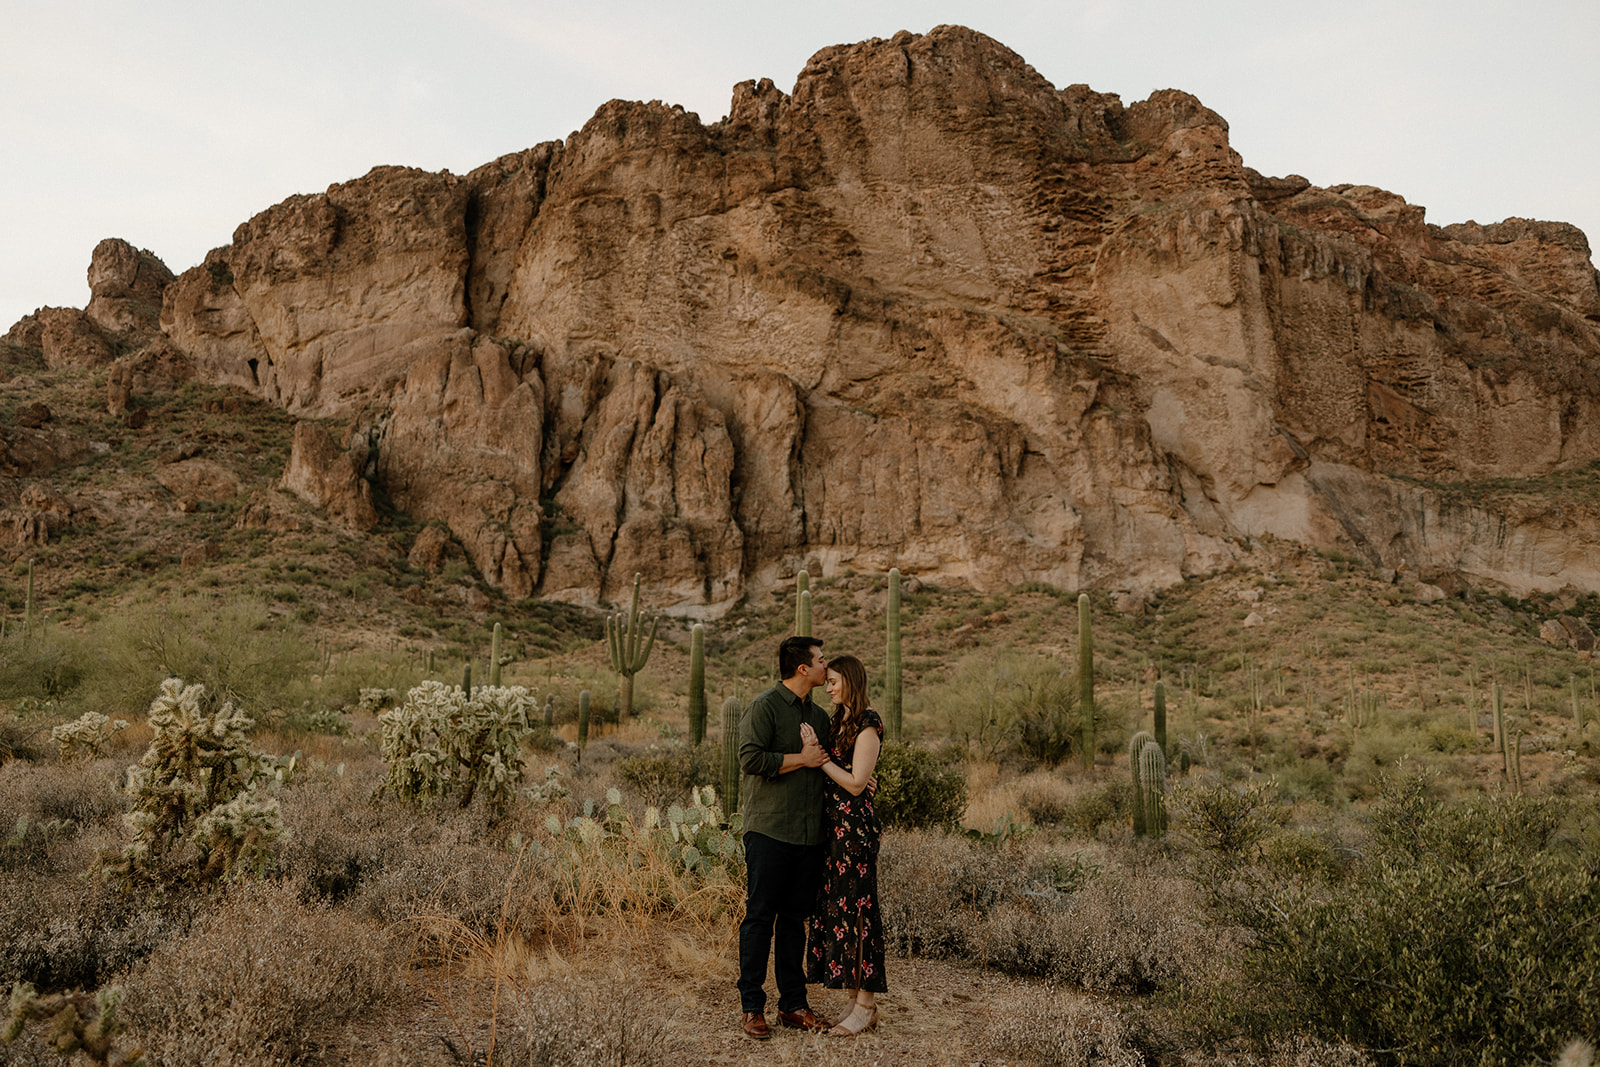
top-left (114, 678), bottom-right (283, 879)
top-left (355, 688), bottom-right (397, 715)
top-left (192, 788), bottom-right (286, 879)
top-left (377, 681), bottom-right (536, 817)
top-left (52, 712), bottom-right (130, 762)
top-left (4, 981), bottom-right (143, 1066)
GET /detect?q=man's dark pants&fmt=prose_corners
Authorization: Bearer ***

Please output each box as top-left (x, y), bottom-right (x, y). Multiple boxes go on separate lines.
top-left (738, 831), bottom-right (823, 1014)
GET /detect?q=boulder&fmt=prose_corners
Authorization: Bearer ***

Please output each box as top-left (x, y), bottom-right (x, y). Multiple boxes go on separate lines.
top-left (155, 458), bottom-right (241, 503)
top-left (280, 421), bottom-right (378, 530)
top-left (85, 238), bottom-right (175, 334)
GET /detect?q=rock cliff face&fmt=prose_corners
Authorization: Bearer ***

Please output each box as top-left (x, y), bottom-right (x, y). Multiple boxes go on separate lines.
top-left (32, 26), bottom-right (1600, 611)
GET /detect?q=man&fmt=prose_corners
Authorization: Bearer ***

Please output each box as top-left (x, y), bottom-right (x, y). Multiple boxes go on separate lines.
top-left (735, 634), bottom-right (833, 1038)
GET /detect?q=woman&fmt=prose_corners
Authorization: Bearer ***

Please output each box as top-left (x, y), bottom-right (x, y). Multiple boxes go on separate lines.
top-left (800, 653), bottom-right (886, 1036)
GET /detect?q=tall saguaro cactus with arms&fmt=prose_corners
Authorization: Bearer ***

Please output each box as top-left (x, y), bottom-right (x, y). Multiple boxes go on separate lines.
top-left (606, 573), bottom-right (659, 719)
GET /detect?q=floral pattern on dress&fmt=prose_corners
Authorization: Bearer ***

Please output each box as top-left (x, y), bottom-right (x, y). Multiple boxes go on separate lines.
top-left (805, 708), bottom-right (887, 992)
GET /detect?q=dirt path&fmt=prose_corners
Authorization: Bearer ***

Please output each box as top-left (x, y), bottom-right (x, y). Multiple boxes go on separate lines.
top-left (331, 947), bottom-right (1095, 1066)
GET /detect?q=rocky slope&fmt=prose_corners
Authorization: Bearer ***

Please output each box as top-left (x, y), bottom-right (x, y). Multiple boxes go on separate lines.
top-left (7, 25), bottom-right (1600, 614)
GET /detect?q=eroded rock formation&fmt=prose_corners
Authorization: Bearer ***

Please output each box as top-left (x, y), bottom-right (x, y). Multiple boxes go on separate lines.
top-left (19, 26), bottom-right (1600, 611)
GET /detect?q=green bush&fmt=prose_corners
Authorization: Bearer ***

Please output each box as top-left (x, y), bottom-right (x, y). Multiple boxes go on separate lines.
top-left (873, 742), bottom-right (967, 830)
top-left (84, 598), bottom-right (315, 720)
top-left (1218, 777), bottom-right (1600, 1065)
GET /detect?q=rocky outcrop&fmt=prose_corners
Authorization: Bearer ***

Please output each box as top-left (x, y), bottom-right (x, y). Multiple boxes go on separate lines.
top-left (49, 25), bottom-right (1600, 611)
top-left (281, 422), bottom-right (379, 531)
top-left (86, 238), bottom-right (175, 334)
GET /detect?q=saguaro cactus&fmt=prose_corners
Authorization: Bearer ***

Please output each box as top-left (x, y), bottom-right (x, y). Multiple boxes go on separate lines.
top-left (489, 622), bottom-right (504, 687)
top-left (1138, 740), bottom-right (1168, 837)
top-left (606, 573), bottom-right (659, 718)
top-left (886, 568), bottom-right (903, 742)
top-left (1079, 593), bottom-right (1096, 771)
top-left (543, 694), bottom-right (554, 728)
top-left (1153, 680), bottom-right (1167, 754)
top-left (1129, 730), bottom-right (1156, 836)
top-left (796, 570), bottom-right (812, 637)
top-left (462, 663), bottom-right (473, 699)
top-left (577, 689), bottom-right (591, 754)
top-left (689, 623), bottom-right (707, 745)
top-left (1492, 683), bottom-right (1505, 756)
top-left (721, 696), bottom-right (742, 814)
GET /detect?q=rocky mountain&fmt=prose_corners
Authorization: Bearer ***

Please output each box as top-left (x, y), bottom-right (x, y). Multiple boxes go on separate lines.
top-left (7, 25), bottom-right (1600, 615)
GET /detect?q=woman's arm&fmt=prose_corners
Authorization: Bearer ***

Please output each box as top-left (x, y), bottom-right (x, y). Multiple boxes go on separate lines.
top-left (823, 727), bottom-right (881, 796)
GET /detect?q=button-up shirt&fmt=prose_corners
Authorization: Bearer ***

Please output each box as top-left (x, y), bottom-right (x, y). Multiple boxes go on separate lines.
top-left (738, 682), bottom-right (833, 846)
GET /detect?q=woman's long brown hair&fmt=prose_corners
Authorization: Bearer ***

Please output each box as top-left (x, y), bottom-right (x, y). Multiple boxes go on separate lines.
top-left (826, 654), bottom-right (872, 755)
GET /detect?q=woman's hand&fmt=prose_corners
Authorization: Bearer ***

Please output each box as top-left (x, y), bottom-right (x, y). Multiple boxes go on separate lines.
top-left (800, 722), bottom-right (819, 747)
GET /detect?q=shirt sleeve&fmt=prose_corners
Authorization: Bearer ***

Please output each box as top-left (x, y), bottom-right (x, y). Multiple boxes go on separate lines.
top-left (739, 695), bottom-right (785, 780)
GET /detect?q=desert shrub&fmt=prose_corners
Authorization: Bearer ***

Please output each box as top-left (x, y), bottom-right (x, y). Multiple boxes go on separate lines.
top-left (1015, 771), bottom-right (1076, 826)
top-left (980, 863), bottom-right (1207, 992)
top-left (378, 681), bottom-right (537, 817)
top-left (0, 871), bottom-right (193, 991)
top-left (1173, 776), bottom-right (1287, 860)
top-left (0, 627), bottom-right (88, 702)
top-left (1216, 779), bottom-right (1600, 1065)
top-left (921, 649), bottom-right (1086, 764)
top-left (85, 598), bottom-right (315, 720)
top-left (497, 974), bottom-right (669, 1066)
top-left (879, 829), bottom-right (1010, 958)
top-left (1063, 778), bottom-right (1133, 838)
top-left (124, 880), bottom-right (402, 1066)
top-left (882, 829), bottom-right (1202, 991)
top-left (108, 679), bottom-right (286, 884)
top-left (873, 742), bottom-right (967, 829)
top-left (615, 744), bottom-right (719, 807)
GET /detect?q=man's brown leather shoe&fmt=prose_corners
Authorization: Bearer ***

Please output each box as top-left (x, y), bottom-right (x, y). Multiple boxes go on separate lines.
top-left (777, 1007), bottom-right (827, 1031)
top-left (742, 1011), bottom-right (771, 1039)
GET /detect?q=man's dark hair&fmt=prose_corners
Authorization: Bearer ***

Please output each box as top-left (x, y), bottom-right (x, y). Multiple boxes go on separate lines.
top-left (777, 636), bottom-right (823, 680)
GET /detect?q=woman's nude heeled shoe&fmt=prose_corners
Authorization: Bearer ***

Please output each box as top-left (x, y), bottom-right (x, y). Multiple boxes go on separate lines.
top-left (827, 1006), bottom-right (878, 1036)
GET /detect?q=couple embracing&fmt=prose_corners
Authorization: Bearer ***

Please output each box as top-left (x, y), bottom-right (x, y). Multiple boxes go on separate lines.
top-left (736, 635), bottom-right (887, 1040)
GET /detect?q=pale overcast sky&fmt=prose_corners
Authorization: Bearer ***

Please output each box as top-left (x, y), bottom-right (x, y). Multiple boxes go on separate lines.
top-left (2, 0), bottom-right (1596, 333)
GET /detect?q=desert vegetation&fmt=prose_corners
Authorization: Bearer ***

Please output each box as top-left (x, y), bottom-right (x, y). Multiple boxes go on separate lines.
top-left (3, 538), bottom-right (1599, 1066)
top-left (3, 335), bottom-right (1599, 1066)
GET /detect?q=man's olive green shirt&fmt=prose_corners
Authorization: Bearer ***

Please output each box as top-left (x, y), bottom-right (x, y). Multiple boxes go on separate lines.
top-left (738, 683), bottom-right (833, 846)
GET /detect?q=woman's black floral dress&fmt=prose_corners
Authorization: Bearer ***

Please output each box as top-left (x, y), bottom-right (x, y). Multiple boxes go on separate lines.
top-left (805, 708), bottom-right (887, 992)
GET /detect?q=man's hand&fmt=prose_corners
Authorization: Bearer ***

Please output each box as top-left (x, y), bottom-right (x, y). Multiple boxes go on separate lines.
top-left (799, 737), bottom-right (827, 768)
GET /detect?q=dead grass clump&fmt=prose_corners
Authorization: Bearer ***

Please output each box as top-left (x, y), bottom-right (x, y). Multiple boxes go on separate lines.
top-left (0, 757), bottom-right (126, 829)
top-left (1174, 1036), bottom-right (1376, 1066)
top-left (982, 987), bottom-right (1148, 1066)
top-left (125, 878), bottom-right (402, 1066)
top-left (496, 973), bottom-right (671, 1066)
